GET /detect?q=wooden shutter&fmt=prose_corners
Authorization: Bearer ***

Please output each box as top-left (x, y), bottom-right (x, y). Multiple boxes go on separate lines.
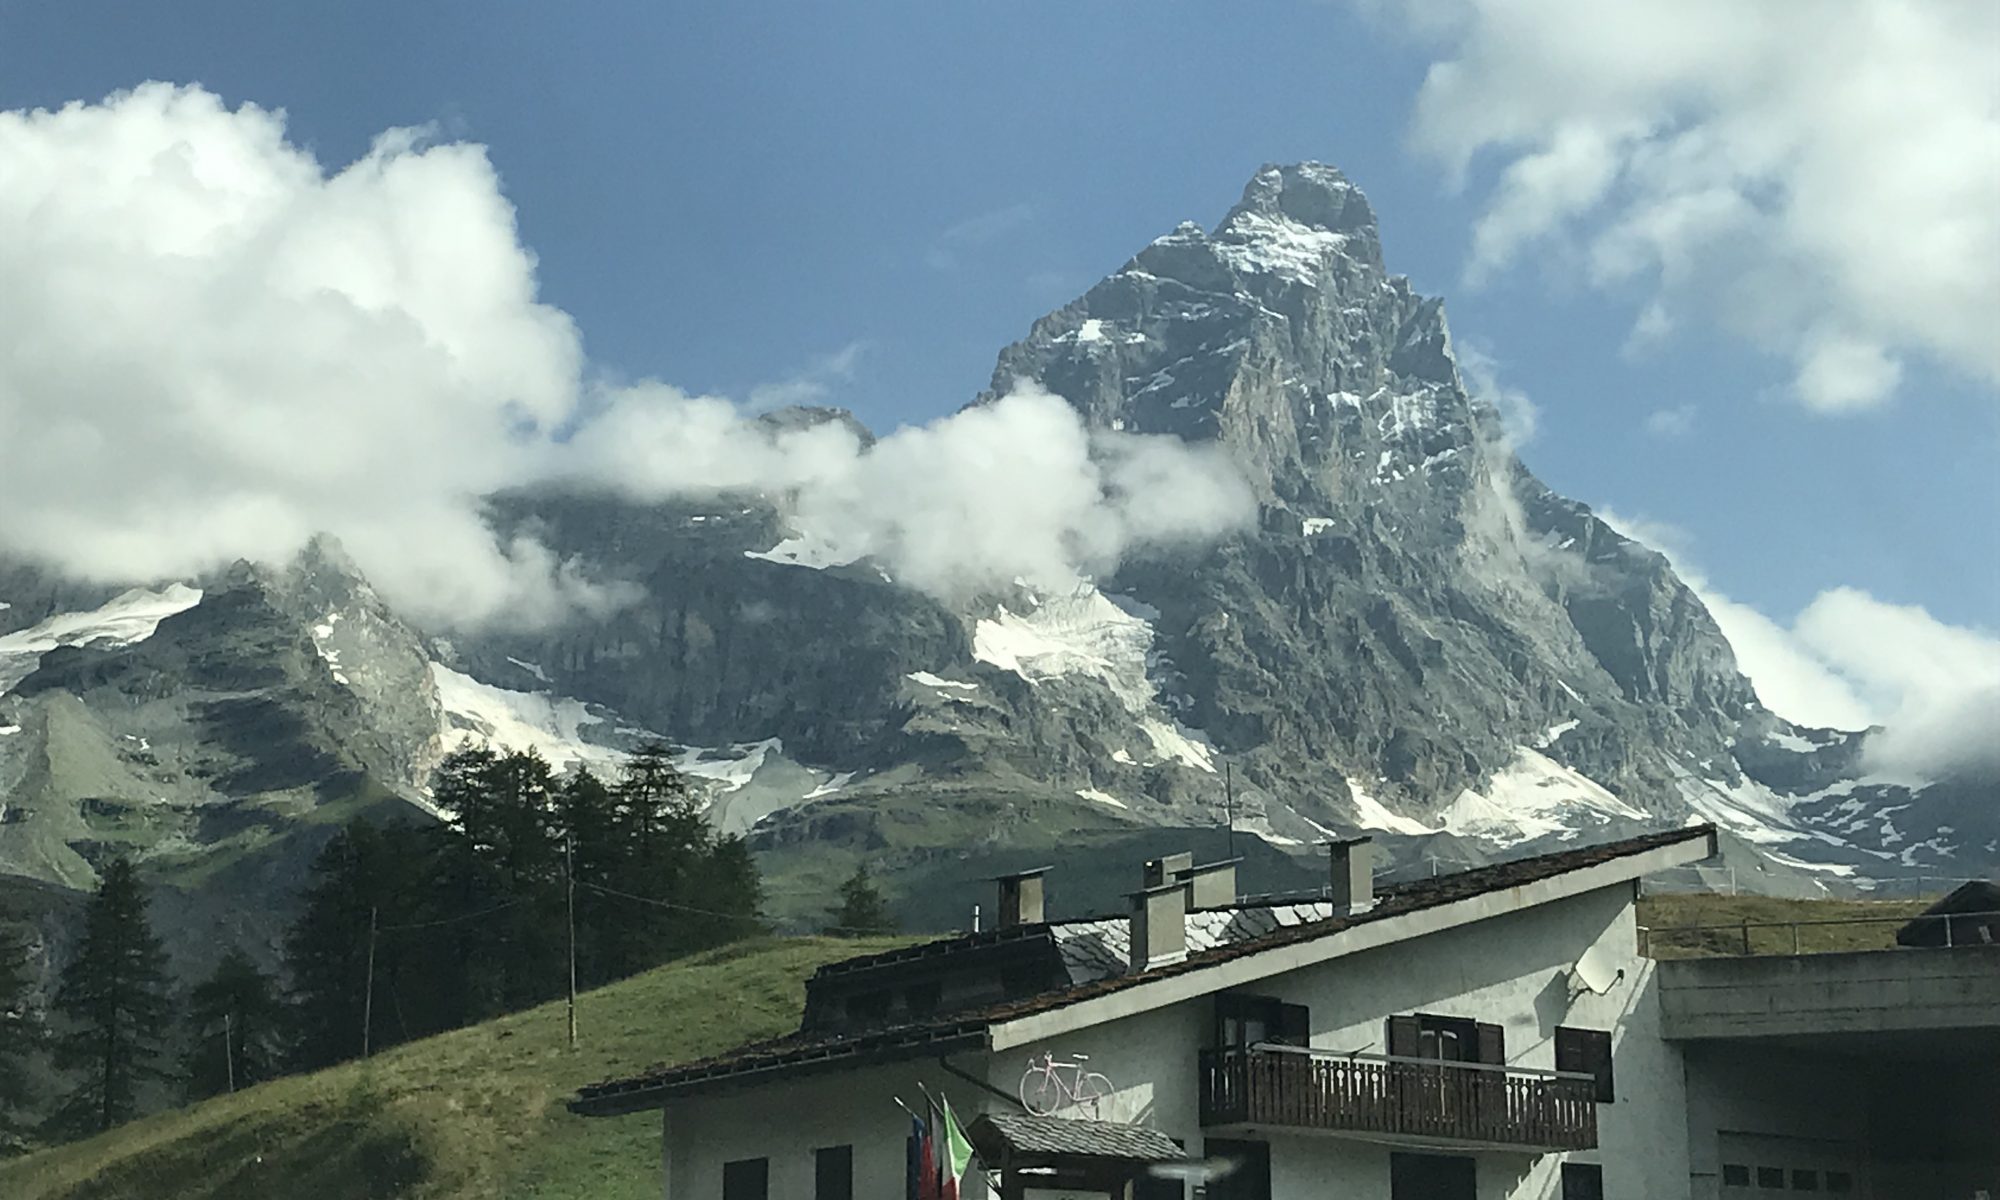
top-left (1556, 1026), bottom-right (1616, 1103)
top-left (1387, 1014), bottom-right (1420, 1058)
top-left (1475, 1022), bottom-right (1505, 1066)
top-left (1275, 1002), bottom-right (1311, 1047)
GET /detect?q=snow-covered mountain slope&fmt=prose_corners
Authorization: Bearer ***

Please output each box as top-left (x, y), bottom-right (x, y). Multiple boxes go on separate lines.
top-left (0, 584), bottom-right (201, 694)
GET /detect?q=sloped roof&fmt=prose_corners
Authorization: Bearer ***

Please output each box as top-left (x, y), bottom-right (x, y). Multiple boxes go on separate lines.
top-left (1896, 879), bottom-right (2000, 947)
top-left (570, 825), bottom-right (1715, 1115)
top-left (969, 1111), bottom-right (1186, 1163)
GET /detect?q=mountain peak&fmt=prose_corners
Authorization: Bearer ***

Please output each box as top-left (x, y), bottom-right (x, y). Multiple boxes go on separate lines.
top-left (1225, 162), bottom-right (1377, 240)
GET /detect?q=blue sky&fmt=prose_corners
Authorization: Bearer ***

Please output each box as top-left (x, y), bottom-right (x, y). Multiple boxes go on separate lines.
top-left (3, 1), bottom-right (1995, 710)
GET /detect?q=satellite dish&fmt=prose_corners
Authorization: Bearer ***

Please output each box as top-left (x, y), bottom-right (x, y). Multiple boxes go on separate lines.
top-left (1569, 942), bottom-right (1624, 996)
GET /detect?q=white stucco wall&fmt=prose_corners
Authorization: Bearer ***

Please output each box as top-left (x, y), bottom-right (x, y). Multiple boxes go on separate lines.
top-left (974, 881), bottom-right (1690, 1199)
top-left (662, 1058), bottom-right (999, 1199)
top-left (661, 880), bottom-right (1694, 1199)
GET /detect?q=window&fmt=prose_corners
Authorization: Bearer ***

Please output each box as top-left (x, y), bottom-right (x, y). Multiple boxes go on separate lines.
top-left (1722, 1164), bottom-right (1752, 1186)
top-left (1561, 1162), bottom-right (1605, 1200)
top-left (1391, 1152), bottom-right (1476, 1200)
top-left (813, 1145), bottom-right (852, 1200)
top-left (1757, 1166), bottom-right (1786, 1189)
top-left (1792, 1168), bottom-right (1820, 1191)
top-left (1215, 994), bottom-right (1308, 1051)
top-left (722, 1157), bottom-right (768, 1200)
top-left (1554, 1026), bottom-right (1615, 1102)
top-left (1388, 1014), bottom-right (1505, 1066)
top-left (1825, 1172), bottom-right (1855, 1194)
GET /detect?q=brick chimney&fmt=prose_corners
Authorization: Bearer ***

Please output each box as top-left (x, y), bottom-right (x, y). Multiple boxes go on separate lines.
top-left (1128, 881), bottom-right (1188, 974)
top-left (993, 866), bottom-right (1051, 928)
top-left (1326, 836), bottom-right (1375, 915)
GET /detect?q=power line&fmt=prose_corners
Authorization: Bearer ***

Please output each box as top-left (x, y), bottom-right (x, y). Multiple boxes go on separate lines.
top-left (376, 897), bottom-right (525, 933)
top-left (577, 878), bottom-right (894, 938)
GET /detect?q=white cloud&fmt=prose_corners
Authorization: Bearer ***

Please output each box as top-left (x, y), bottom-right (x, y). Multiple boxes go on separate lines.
top-left (1454, 341), bottom-right (1538, 443)
top-left (568, 384), bottom-right (1257, 601)
top-left (926, 202), bottom-right (1037, 270)
top-left (1595, 507), bottom-right (2000, 777)
top-left (745, 342), bottom-right (868, 412)
top-left (0, 86), bottom-right (1251, 625)
top-left (0, 83), bottom-right (594, 629)
top-left (1642, 404), bottom-right (1696, 438)
top-left (1389, 0), bottom-right (2000, 412)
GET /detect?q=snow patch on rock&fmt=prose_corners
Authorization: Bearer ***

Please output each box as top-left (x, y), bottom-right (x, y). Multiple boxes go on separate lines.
top-left (1441, 748), bottom-right (1646, 847)
top-left (1077, 787), bottom-right (1128, 810)
top-left (745, 529), bottom-right (862, 570)
top-left (0, 584), bottom-right (203, 695)
top-left (433, 664), bottom-right (624, 773)
top-left (1348, 778), bottom-right (1440, 837)
top-left (974, 587), bottom-right (1218, 773)
top-left (677, 738), bottom-right (781, 793)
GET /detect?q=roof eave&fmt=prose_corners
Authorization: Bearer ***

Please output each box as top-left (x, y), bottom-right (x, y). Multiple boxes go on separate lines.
top-left (985, 829), bottom-right (1714, 1052)
top-left (569, 1029), bottom-right (988, 1117)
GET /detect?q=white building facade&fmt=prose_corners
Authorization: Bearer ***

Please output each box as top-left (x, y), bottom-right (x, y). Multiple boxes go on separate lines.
top-left (574, 827), bottom-right (1722, 1199)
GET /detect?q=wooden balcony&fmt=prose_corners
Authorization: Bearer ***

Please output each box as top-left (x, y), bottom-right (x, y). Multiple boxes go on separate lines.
top-left (1199, 1047), bottom-right (1599, 1153)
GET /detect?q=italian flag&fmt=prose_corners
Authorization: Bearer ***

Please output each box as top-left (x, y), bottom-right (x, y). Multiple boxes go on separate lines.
top-left (937, 1096), bottom-right (975, 1200)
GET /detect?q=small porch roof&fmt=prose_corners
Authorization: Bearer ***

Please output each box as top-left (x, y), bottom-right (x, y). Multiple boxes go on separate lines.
top-left (968, 1112), bottom-right (1185, 1164)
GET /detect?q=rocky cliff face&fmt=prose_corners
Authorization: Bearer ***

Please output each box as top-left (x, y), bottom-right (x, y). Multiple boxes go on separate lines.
top-left (1, 164), bottom-right (1991, 954)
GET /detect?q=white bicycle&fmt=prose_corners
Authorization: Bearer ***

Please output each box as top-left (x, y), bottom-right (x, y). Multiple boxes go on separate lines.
top-left (1019, 1051), bottom-right (1113, 1117)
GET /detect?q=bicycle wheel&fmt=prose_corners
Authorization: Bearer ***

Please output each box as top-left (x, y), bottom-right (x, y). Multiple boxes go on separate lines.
top-left (1073, 1072), bottom-right (1114, 1118)
top-left (1019, 1066), bottom-right (1062, 1115)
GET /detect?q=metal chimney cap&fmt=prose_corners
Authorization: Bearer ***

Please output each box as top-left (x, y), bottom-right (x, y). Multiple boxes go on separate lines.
top-left (988, 865), bottom-right (1054, 882)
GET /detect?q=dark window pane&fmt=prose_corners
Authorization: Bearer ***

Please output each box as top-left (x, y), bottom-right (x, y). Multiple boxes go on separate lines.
top-left (1206, 1138), bottom-right (1273, 1200)
top-left (1391, 1152), bottom-right (1476, 1200)
top-left (1561, 1162), bottom-right (1605, 1200)
top-left (814, 1145), bottom-right (852, 1200)
top-left (1825, 1172), bottom-right (1854, 1194)
top-left (1757, 1165), bottom-right (1786, 1188)
top-left (1791, 1169), bottom-right (1819, 1191)
top-left (723, 1158), bottom-right (768, 1200)
top-left (1723, 1164), bottom-right (1752, 1185)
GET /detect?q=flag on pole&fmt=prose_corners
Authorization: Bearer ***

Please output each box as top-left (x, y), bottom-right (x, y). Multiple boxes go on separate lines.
top-left (938, 1095), bottom-right (976, 1200)
top-left (918, 1105), bottom-right (939, 1200)
top-left (905, 1111), bottom-right (925, 1200)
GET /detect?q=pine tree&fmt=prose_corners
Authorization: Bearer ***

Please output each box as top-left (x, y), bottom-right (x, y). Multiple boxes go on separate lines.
top-left (601, 742), bottom-right (709, 972)
top-left (284, 820), bottom-right (430, 1070)
top-left (827, 863), bottom-right (894, 938)
top-left (183, 949), bottom-right (284, 1100)
top-left (48, 857), bottom-right (173, 1137)
top-left (554, 768), bottom-right (619, 987)
top-left (0, 923), bottom-right (44, 1149)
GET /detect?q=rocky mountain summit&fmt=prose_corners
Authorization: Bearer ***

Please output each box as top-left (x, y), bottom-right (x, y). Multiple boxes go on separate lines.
top-left (1, 164), bottom-right (1992, 957)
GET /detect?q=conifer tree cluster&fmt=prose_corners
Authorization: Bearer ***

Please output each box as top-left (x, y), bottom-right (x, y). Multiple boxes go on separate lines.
top-left (12, 741), bottom-right (760, 1141)
top-left (284, 742), bottom-right (762, 1068)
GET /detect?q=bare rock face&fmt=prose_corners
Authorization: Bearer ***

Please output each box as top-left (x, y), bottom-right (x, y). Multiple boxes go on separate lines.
top-left (1, 164), bottom-right (1989, 964)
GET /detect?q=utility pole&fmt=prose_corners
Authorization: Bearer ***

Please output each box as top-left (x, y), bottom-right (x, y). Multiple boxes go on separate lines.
top-left (565, 833), bottom-right (578, 1050)
top-left (362, 905), bottom-right (378, 1058)
top-left (224, 1012), bottom-right (236, 1094)
top-left (1224, 761), bottom-right (1238, 861)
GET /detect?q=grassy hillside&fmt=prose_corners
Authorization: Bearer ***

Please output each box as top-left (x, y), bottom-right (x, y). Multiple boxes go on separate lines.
top-left (0, 936), bottom-right (908, 1200)
top-left (1638, 891), bottom-right (1932, 957)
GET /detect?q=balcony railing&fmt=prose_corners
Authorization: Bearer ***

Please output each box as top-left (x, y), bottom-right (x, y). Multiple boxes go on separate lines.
top-left (1199, 1046), bottom-right (1598, 1152)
